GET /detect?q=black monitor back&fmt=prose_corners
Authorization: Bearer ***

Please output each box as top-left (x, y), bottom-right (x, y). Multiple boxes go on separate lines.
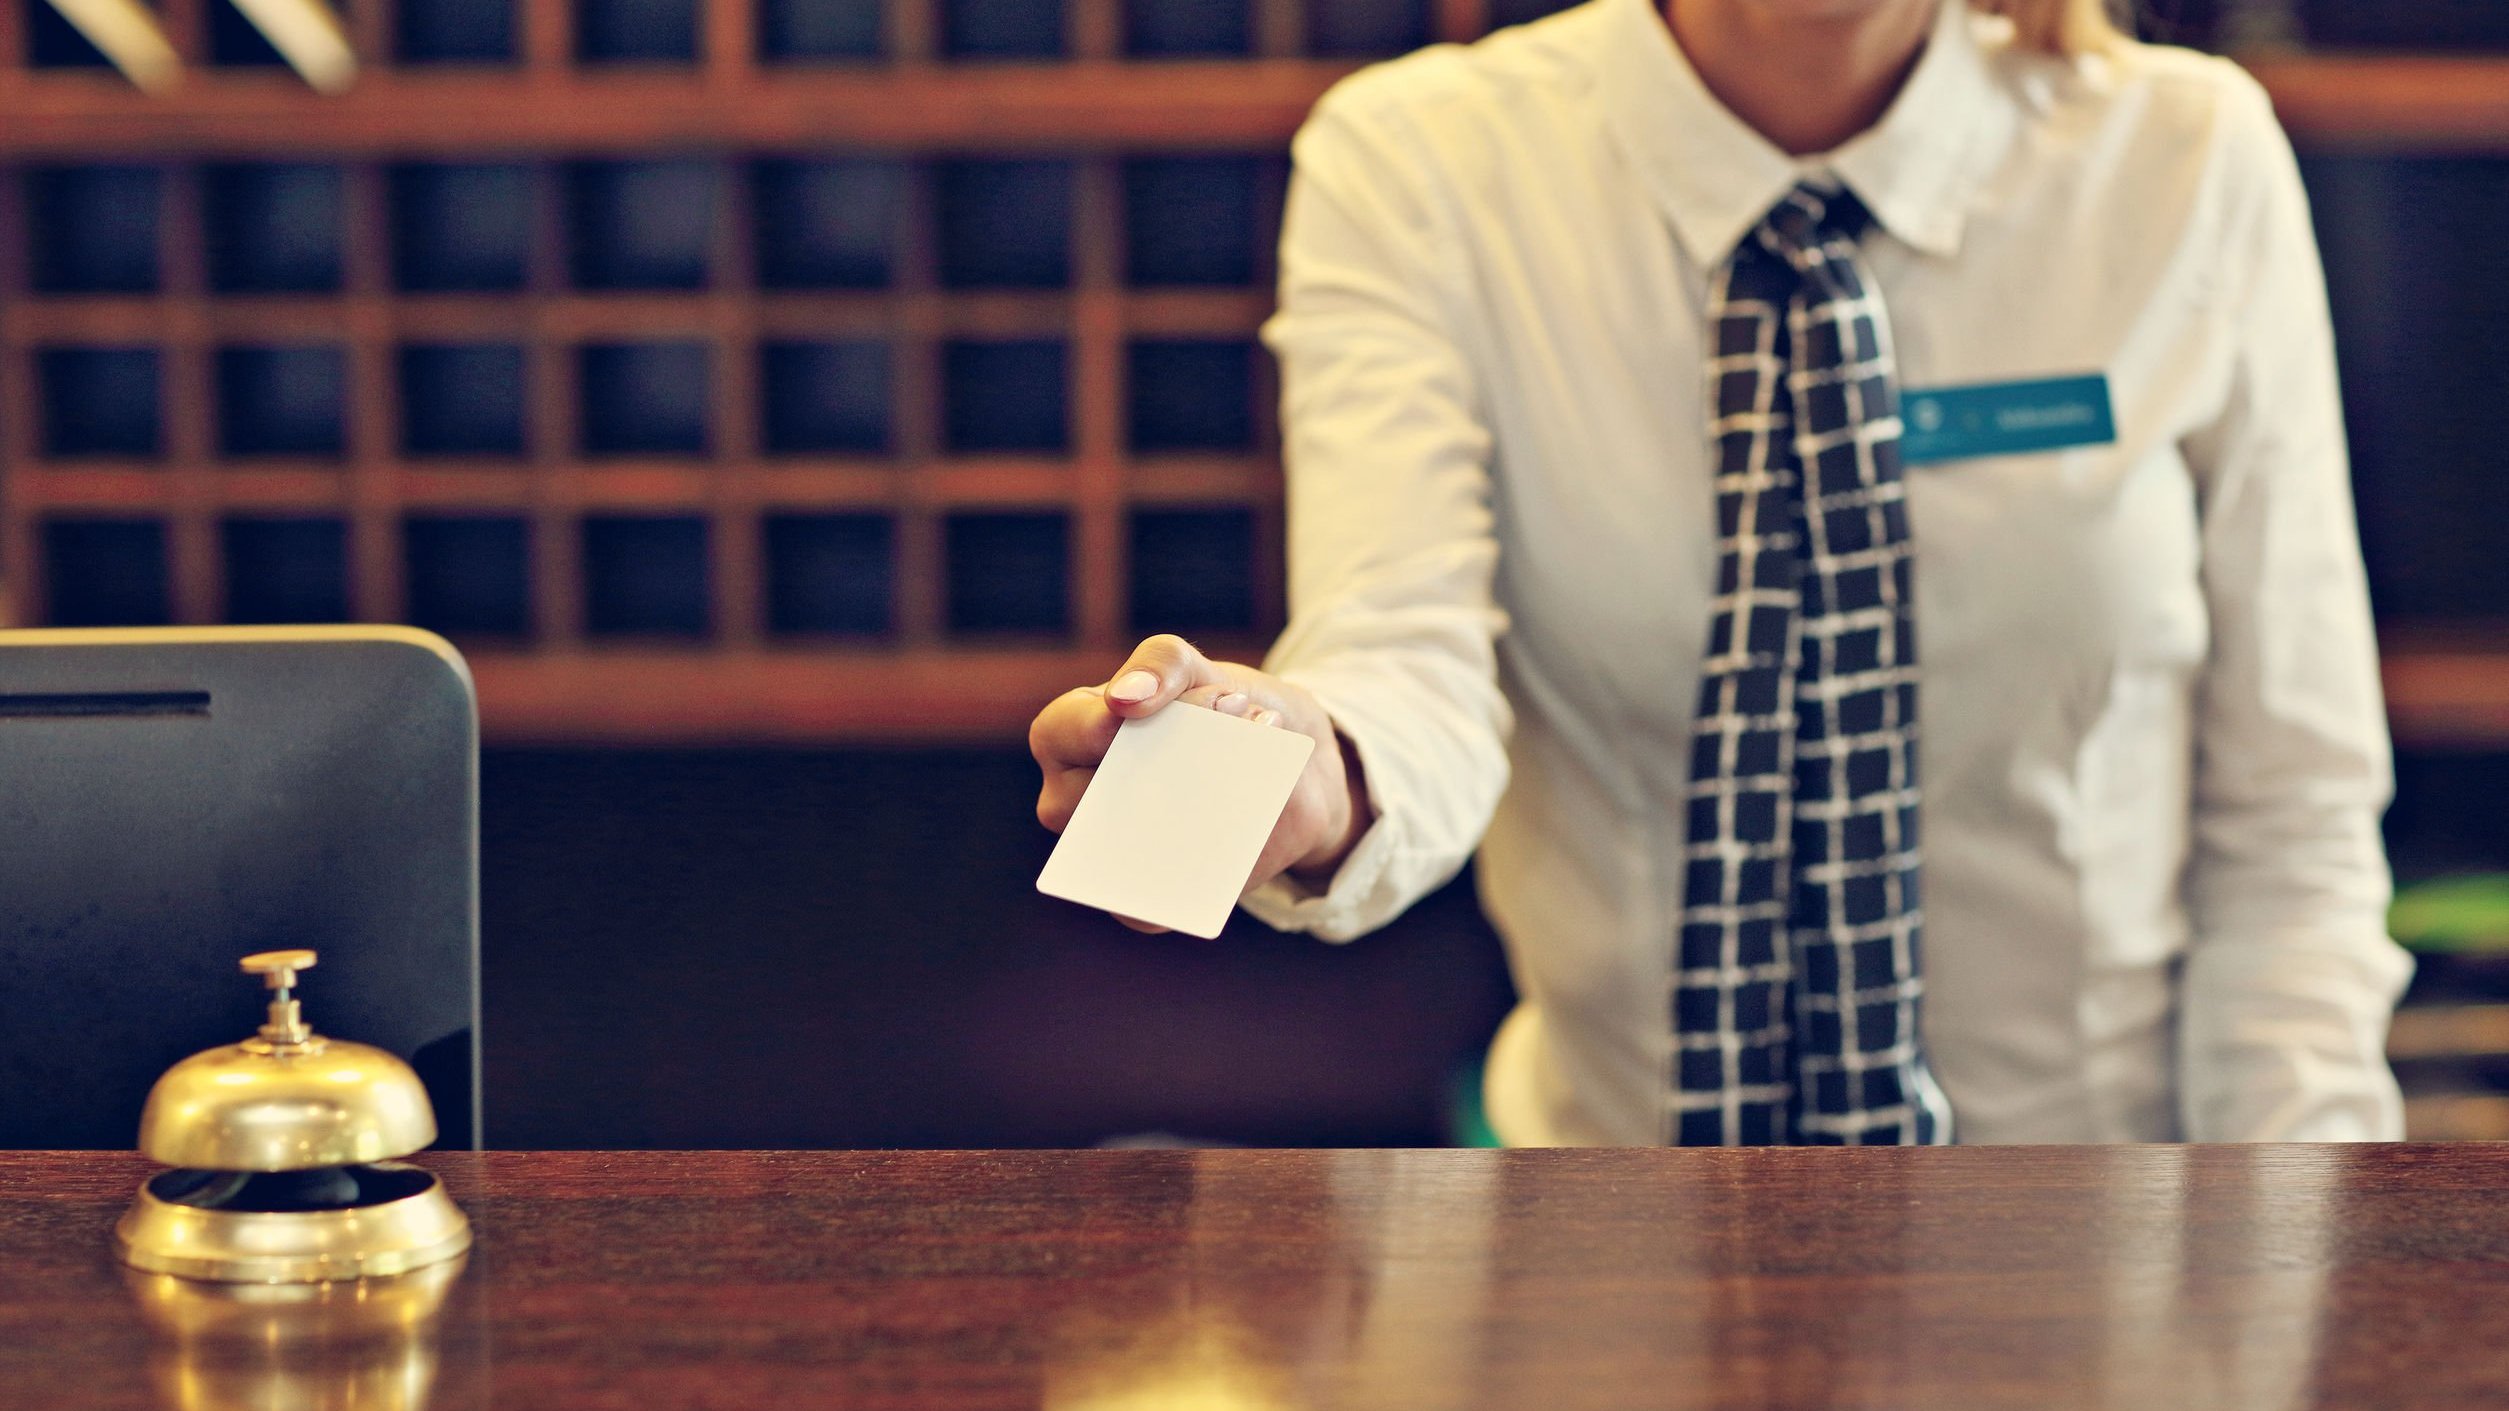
top-left (0, 627), bottom-right (480, 1149)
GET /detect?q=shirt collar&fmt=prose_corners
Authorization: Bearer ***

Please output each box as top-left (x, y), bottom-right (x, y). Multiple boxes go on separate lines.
top-left (1589, 0), bottom-right (2018, 267)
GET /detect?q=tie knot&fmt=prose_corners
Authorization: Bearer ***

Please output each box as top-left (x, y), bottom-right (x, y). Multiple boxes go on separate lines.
top-left (1754, 182), bottom-right (1873, 272)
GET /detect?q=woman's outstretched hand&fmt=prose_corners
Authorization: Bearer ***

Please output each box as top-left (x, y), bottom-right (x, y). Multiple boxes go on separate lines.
top-left (1027, 634), bottom-right (1372, 932)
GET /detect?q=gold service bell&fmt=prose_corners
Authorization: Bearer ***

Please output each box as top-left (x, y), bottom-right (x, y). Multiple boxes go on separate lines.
top-left (116, 949), bottom-right (472, 1283)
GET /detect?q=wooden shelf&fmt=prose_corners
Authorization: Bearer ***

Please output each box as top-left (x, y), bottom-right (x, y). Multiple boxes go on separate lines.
top-left (0, 64), bottom-right (1345, 157)
top-left (2243, 53), bottom-right (2509, 154)
top-left (2389, 1001), bottom-right (2509, 1063)
top-left (2402, 1091), bottom-right (2509, 1143)
top-left (6, 290), bottom-right (1272, 342)
top-left (466, 642), bottom-right (1273, 744)
top-left (2383, 628), bottom-right (2509, 752)
top-left (0, 55), bottom-right (2504, 158)
top-left (9, 456), bottom-right (1279, 513)
top-left (4, 5), bottom-right (2504, 747)
top-left (0, 142), bottom-right (1291, 671)
top-left (434, 633), bottom-right (2509, 746)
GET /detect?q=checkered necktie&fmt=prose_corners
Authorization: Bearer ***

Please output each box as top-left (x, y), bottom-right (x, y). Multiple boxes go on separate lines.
top-left (1671, 182), bottom-right (1952, 1146)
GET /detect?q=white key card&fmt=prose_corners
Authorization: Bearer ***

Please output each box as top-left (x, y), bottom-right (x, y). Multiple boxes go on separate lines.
top-left (1036, 703), bottom-right (1314, 939)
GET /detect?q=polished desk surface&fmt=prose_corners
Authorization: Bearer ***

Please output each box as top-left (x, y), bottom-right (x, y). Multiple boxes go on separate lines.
top-left (4, 1145), bottom-right (2506, 1410)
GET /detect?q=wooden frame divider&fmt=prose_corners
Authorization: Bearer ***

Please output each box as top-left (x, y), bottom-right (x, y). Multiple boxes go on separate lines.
top-left (0, 3), bottom-right (2502, 743)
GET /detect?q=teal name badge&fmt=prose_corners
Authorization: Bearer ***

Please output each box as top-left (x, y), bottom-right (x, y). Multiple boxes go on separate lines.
top-left (1899, 373), bottom-right (2115, 466)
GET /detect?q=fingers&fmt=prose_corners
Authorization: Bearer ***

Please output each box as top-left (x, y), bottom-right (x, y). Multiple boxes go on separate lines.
top-left (1176, 681), bottom-right (1257, 721)
top-left (1029, 686), bottom-right (1118, 772)
top-left (1101, 634), bottom-right (1220, 719)
top-left (1035, 764), bottom-right (1091, 834)
top-left (1030, 684), bottom-right (1115, 835)
top-left (1173, 680), bottom-right (1288, 730)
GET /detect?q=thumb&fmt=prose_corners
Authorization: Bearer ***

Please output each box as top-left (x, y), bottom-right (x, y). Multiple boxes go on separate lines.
top-left (1102, 634), bottom-right (1222, 719)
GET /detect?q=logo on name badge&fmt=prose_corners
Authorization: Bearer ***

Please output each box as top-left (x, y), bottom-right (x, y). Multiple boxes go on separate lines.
top-left (1898, 373), bottom-right (2115, 467)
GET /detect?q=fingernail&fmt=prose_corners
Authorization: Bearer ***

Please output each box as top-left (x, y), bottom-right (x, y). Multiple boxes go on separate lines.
top-left (1215, 692), bottom-right (1250, 716)
top-left (1109, 670), bottom-right (1159, 703)
top-left (1253, 708), bottom-right (1282, 728)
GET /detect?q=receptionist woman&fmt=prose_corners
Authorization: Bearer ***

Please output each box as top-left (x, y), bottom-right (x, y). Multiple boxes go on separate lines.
top-left (1028, 0), bottom-right (2411, 1145)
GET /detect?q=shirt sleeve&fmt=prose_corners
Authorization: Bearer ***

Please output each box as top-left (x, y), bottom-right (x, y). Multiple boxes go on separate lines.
top-left (2176, 71), bottom-right (2414, 1142)
top-left (1237, 85), bottom-right (1515, 943)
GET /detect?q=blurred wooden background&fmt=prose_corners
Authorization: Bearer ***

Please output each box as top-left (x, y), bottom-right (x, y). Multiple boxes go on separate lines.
top-left (0, 0), bottom-right (2503, 1145)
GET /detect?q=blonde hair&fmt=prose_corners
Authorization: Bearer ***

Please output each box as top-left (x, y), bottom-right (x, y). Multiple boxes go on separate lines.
top-left (1970, 0), bottom-right (2125, 55)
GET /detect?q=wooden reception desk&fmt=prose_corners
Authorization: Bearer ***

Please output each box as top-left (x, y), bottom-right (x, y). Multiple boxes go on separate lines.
top-left (4, 1145), bottom-right (2505, 1409)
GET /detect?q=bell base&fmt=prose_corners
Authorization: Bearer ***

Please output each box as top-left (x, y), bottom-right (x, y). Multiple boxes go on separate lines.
top-left (116, 1162), bottom-right (472, 1284)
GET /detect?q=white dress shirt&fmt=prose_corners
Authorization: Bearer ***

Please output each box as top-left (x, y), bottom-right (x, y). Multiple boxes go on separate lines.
top-left (1238, 0), bottom-right (2412, 1144)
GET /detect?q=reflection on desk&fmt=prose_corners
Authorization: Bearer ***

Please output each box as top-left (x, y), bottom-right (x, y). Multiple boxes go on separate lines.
top-left (3, 1146), bottom-right (2506, 1410)
top-left (123, 1255), bottom-right (466, 1411)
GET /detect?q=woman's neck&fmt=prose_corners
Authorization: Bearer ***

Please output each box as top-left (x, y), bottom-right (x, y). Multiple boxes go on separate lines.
top-left (1662, 0), bottom-right (1939, 156)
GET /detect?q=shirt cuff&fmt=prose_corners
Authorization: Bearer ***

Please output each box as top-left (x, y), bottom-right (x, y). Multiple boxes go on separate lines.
top-left (2179, 931), bottom-right (2413, 1141)
top-left (1236, 682), bottom-right (1412, 942)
